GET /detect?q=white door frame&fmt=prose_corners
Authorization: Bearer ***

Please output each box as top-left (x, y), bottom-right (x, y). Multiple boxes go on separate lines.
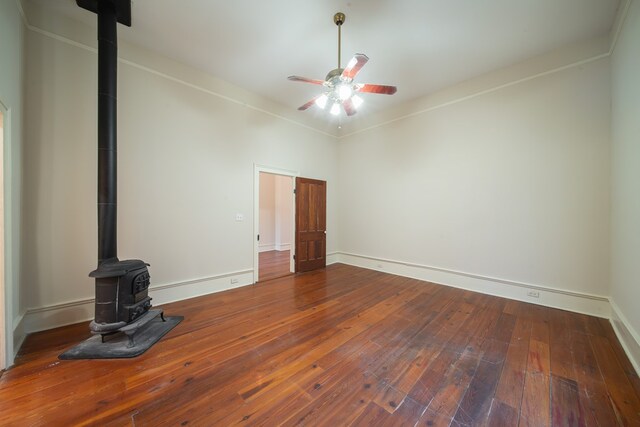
top-left (253, 164), bottom-right (298, 283)
top-left (0, 101), bottom-right (9, 370)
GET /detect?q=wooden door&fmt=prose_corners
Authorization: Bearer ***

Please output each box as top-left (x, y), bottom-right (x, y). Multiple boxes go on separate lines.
top-left (295, 177), bottom-right (326, 273)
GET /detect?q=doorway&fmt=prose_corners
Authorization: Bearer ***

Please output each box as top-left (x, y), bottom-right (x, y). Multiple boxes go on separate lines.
top-left (258, 172), bottom-right (294, 281)
top-left (253, 166), bottom-right (328, 283)
top-left (254, 166), bottom-right (296, 283)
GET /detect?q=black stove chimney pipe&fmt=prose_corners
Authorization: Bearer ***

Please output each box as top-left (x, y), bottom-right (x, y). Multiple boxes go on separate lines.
top-left (97, 0), bottom-right (118, 264)
top-left (77, 0), bottom-right (131, 263)
top-left (79, 0), bottom-right (160, 335)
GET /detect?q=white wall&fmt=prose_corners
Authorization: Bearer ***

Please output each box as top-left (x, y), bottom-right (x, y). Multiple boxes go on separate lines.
top-left (610, 0), bottom-right (640, 371)
top-left (0, 0), bottom-right (25, 365)
top-left (338, 57), bottom-right (611, 303)
top-left (259, 173), bottom-right (293, 252)
top-left (259, 173), bottom-right (276, 251)
top-left (274, 175), bottom-right (293, 251)
top-left (23, 25), bottom-right (338, 320)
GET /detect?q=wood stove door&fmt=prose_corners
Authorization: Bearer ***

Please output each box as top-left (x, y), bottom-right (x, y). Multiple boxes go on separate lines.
top-left (295, 177), bottom-right (326, 273)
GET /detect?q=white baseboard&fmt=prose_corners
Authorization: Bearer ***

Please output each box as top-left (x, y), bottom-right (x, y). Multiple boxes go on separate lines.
top-left (22, 269), bottom-right (254, 334)
top-left (258, 244), bottom-right (275, 252)
top-left (610, 300), bottom-right (640, 376)
top-left (150, 269), bottom-right (253, 306)
top-left (335, 252), bottom-right (611, 318)
top-left (275, 243), bottom-right (291, 251)
top-left (326, 252), bottom-right (339, 265)
top-left (12, 313), bottom-right (26, 360)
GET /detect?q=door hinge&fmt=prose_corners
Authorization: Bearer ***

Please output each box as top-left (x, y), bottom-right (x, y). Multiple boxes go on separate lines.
top-left (293, 254), bottom-right (296, 260)
top-left (293, 188), bottom-right (296, 194)
top-left (257, 234), bottom-right (260, 241)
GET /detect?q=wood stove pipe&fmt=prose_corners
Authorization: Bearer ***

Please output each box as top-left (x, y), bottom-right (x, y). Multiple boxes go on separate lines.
top-left (97, 0), bottom-right (118, 264)
top-left (77, 0), bottom-right (131, 264)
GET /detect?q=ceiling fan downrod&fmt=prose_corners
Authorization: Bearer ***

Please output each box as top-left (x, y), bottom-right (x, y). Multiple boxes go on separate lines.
top-left (334, 12), bottom-right (345, 70)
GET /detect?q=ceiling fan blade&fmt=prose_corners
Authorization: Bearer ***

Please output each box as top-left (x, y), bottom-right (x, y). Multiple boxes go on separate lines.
top-left (298, 96), bottom-right (321, 111)
top-left (357, 83), bottom-right (397, 95)
top-left (343, 99), bottom-right (357, 116)
top-left (288, 75), bottom-right (325, 85)
top-left (341, 54), bottom-right (369, 80)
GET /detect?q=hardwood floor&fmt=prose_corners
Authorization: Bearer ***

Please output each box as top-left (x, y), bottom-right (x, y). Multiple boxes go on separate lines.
top-left (259, 249), bottom-right (291, 282)
top-left (1, 264), bottom-right (639, 426)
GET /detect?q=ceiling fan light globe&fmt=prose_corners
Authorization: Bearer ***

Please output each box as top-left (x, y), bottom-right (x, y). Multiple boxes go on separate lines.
top-left (352, 95), bottom-right (363, 109)
top-left (315, 94), bottom-right (328, 109)
top-left (338, 84), bottom-right (352, 101)
top-left (330, 103), bottom-right (341, 116)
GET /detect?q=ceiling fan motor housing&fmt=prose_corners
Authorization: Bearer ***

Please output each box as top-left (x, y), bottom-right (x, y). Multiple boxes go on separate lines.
top-left (325, 68), bottom-right (345, 82)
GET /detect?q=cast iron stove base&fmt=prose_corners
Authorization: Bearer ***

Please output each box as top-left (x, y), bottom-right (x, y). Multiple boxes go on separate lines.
top-left (59, 310), bottom-right (183, 360)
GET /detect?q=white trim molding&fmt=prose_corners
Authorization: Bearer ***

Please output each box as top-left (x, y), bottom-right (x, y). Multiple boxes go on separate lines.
top-left (16, 3), bottom-right (337, 139)
top-left (0, 100), bottom-right (8, 369)
top-left (334, 252), bottom-right (610, 318)
top-left (258, 244), bottom-right (276, 253)
top-left (275, 243), bottom-right (291, 252)
top-left (326, 252), bottom-right (339, 266)
top-left (22, 269), bottom-right (254, 334)
top-left (609, 0), bottom-right (633, 54)
top-left (12, 312), bottom-right (25, 360)
top-left (18, 0), bottom-right (633, 142)
top-left (338, 53), bottom-right (610, 140)
top-left (610, 301), bottom-right (640, 376)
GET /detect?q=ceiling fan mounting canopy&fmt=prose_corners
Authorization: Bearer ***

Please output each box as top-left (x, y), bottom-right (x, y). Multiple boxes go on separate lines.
top-left (288, 12), bottom-right (397, 117)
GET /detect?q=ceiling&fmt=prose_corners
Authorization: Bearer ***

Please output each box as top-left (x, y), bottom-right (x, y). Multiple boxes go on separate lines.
top-left (30, 0), bottom-right (620, 122)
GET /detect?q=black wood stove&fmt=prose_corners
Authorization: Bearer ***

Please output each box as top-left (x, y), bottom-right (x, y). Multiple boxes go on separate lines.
top-left (59, 0), bottom-right (182, 359)
top-left (89, 259), bottom-right (153, 334)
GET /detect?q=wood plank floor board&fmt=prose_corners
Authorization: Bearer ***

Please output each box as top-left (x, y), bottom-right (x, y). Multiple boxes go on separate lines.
top-left (0, 264), bottom-right (638, 426)
top-left (520, 313), bottom-right (552, 427)
top-left (424, 352), bottom-right (480, 420)
top-left (550, 375), bottom-right (586, 427)
top-left (452, 358), bottom-right (505, 425)
top-left (484, 399), bottom-right (520, 426)
top-left (493, 317), bottom-right (532, 416)
top-left (549, 309), bottom-right (578, 382)
top-left (519, 371), bottom-right (551, 427)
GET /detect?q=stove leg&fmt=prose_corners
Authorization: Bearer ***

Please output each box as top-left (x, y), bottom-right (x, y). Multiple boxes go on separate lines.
top-left (160, 312), bottom-right (166, 322)
top-left (125, 331), bottom-right (135, 348)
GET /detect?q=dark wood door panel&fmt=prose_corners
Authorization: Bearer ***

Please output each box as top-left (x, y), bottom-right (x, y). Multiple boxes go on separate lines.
top-left (295, 177), bottom-right (326, 273)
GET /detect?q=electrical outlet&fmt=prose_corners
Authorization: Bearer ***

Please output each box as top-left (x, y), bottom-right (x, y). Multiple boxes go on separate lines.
top-left (527, 290), bottom-right (540, 298)
top-left (230, 278), bottom-right (239, 284)
top-left (235, 213), bottom-right (244, 221)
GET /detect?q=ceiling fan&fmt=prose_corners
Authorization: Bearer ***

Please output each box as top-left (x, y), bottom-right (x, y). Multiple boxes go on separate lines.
top-left (288, 12), bottom-right (397, 117)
